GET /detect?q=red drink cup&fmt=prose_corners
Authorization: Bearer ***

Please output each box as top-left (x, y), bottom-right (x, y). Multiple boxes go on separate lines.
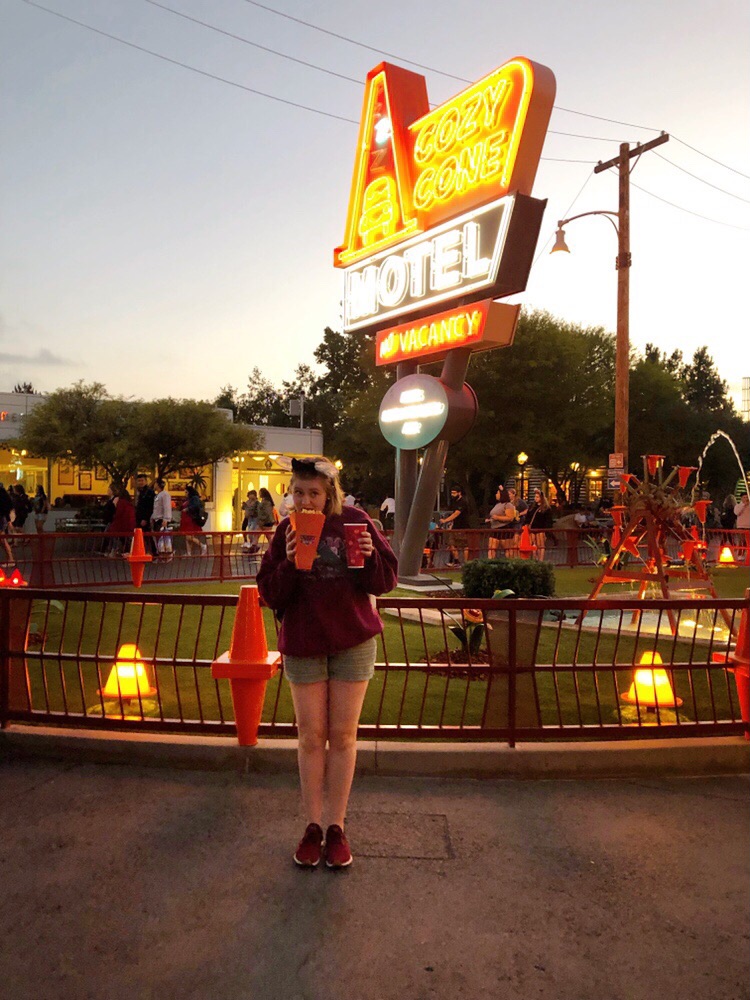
top-left (344, 523), bottom-right (368, 568)
top-left (291, 510), bottom-right (325, 571)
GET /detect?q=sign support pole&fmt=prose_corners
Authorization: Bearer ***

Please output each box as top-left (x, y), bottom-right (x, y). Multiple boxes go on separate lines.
top-left (397, 347), bottom-right (472, 582)
top-left (393, 361), bottom-right (419, 555)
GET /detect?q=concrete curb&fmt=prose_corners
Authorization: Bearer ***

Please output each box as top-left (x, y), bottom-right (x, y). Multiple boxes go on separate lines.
top-left (1, 725), bottom-right (748, 779)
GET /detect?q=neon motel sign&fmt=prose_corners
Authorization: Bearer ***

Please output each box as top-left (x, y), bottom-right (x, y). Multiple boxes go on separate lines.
top-left (335, 57), bottom-right (555, 344)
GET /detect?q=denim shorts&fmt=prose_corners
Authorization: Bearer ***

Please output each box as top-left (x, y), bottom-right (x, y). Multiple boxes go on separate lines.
top-left (282, 637), bottom-right (377, 685)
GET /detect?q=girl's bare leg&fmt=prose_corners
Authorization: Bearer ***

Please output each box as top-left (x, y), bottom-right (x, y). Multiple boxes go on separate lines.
top-left (289, 680), bottom-right (328, 826)
top-left (326, 679), bottom-right (370, 829)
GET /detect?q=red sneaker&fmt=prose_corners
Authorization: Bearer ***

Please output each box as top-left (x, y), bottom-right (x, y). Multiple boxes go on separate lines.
top-left (325, 824), bottom-right (353, 868)
top-left (293, 823), bottom-right (324, 867)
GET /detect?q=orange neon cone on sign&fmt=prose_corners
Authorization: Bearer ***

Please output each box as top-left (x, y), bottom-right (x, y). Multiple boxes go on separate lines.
top-left (125, 528), bottom-right (153, 588)
top-left (211, 585), bottom-right (281, 746)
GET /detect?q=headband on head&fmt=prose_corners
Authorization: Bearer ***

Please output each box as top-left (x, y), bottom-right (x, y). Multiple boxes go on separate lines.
top-left (291, 457), bottom-right (337, 480)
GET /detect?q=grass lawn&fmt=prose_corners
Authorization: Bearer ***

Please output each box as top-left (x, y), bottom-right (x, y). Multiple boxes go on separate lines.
top-left (16, 566), bottom-right (746, 732)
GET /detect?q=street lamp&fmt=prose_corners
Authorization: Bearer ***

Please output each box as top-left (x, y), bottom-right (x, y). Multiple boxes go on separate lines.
top-left (551, 134), bottom-right (670, 475)
top-left (517, 451), bottom-right (528, 500)
top-left (552, 208), bottom-right (629, 473)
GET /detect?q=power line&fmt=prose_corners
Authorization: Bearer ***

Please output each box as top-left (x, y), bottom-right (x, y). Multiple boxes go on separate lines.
top-left (145, 0), bottom-right (636, 144)
top-left (630, 180), bottom-right (750, 231)
top-left (238, 0), bottom-right (470, 82)
top-left (240, 0), bottom-right (749, 180)
top-left (654, 152), bottom-right (750, 204)
top-left (18, 0), bottom-right (358, 124)
top-left (16, 0), bottom-right (747, 214)
top-left (144, 0), bottom-right (363, 86)
top-left (672, 135), bottom-right (750, 182)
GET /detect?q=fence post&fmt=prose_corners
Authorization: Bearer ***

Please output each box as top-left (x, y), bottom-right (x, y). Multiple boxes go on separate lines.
top-left (508, 606), bottom-right (517, 748)
top-left (0, 592), bottom-right (32, 726)
top-left (0, 592), bottom-right (9, 729)
top-left (567, 529), bottom-right (579, 568)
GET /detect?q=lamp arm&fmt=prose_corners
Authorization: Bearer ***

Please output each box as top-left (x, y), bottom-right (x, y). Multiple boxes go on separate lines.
top-left (558, 210), bottom-right (620, 238)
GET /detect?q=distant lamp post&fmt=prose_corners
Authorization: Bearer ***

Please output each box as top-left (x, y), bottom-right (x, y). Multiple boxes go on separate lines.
top-left (517, 452), bottom-right (528, 499)
top-left (334, 459), bottom-right (343, 471)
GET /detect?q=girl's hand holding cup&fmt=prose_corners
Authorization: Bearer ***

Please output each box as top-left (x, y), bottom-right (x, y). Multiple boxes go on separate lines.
top-left (285, 523), bottom-right (297, 564)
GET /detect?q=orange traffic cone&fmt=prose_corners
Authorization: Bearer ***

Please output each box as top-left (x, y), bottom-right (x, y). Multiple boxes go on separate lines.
top-left (211, 585), bottom-right (281, 746)
top-left (730, 591), bottom-right (750, 741)
top-left (0, 567), bottom-right (27, 587)
top-left (518, 524), bottom-right (536, 560)
top-left (125, 528), bottom-right (153, 588)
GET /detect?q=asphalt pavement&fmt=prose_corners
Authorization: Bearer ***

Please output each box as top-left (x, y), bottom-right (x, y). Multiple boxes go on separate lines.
top-left (1, 757), bottom-right (748, 1000)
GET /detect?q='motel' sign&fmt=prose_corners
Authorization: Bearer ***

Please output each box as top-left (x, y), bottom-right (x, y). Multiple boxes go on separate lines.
top-left (335, 57), bottom-right (555, 342)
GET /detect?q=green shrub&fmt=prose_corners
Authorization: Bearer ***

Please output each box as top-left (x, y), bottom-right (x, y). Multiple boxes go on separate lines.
top-left (461, 558), bottom-right (556, 598)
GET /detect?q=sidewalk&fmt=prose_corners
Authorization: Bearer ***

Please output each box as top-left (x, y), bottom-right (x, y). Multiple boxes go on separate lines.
top-left (2, 756), bottom-right (748, 1000)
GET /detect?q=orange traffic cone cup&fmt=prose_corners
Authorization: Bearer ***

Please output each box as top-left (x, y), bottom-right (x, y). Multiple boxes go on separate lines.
top-left (126, 528), bottom-right (153, 588)
top-left (518, 524), bottom-right (536, 560)
top-left (290, 509), bottom-right (325, 571)
top-left (730, 592), bottom-right (750, 740)
top-left (211, 585), bottom-right (281, 746)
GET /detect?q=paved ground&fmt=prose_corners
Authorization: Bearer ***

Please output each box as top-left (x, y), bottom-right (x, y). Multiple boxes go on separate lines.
top-left (1, 758), bottom-right (748, 1000)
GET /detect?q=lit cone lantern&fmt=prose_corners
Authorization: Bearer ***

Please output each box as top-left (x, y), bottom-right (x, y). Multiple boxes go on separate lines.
top-left (101, 644), bottom-right (157, 700)
top-left (622, 652), bottom-right (682, 709)
top-left (211, 585), bottom-right (281, 746)
top-left (693, 500), bottom-right (710, 524)
top-left (677, 466), bottom-right (697, 489)
top-left (646, 454), bottom-right (665, 477)
top-left (719, 546), bottom-right (736, 565)
top-left (729, 593), bottom-right (750, 741)
top-left (125, 528), bottom-right (153, 588)
top-left (518, 524), bottom-right (536, 560)
top-left (0, 567), bottom-right (28, 587)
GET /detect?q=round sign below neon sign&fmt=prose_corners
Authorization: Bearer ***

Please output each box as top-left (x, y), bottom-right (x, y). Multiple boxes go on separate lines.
top-left (378, 374), bottom-right (477, 450)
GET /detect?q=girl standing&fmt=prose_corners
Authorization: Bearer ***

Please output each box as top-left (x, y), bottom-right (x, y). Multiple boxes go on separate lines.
top-left (257, 457), bottom-right (397, 869)
top-left (32, 486), bottom-right (50, 532)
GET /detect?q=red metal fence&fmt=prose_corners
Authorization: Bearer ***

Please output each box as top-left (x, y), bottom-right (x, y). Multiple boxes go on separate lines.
top-left (2, 588), bottom-right (747, 744)
top-left (4, 527), bottom-right (748, 588)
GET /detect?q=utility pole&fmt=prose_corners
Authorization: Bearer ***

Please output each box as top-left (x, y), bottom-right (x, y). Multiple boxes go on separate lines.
top-left (593, 132), bottom-right (669, 472)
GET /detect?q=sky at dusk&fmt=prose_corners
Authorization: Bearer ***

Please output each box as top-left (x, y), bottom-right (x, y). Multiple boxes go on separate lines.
top-left (2, 0), bottom-right (749, 410)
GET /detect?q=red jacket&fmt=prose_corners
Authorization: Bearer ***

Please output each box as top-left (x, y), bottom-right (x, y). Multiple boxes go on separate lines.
top-left (257, 506), bottom-right (398, 657)
top-left (108, 497), bottom-right (136, 534)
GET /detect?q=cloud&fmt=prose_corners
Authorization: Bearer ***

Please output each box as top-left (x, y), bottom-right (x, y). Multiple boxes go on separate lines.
top-left (0, 348), bottom-right (75, 366)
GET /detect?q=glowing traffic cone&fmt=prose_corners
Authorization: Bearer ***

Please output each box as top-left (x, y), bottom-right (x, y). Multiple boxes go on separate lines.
top-left (100, 643), bottom-right (157, 700)
top-left (718, 546), bottom-right (736, 565)
top-left (125, 528), bottom-right (153, 588)
top-left (211, 585), bottom-right (281, 746)
top-left (730, 594), bottom-right (750, 740)
top-left (622, 652), bottom-right (682, 708)
top-left (0, 567), bottom-right (28, 587)
top-left (518, 524), bottom-right (536, 560)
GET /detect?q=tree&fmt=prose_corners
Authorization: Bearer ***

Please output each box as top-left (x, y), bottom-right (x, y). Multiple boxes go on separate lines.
top-left (131, 399), bottom-right (260, 480)
top-left (13, 381), bottom-right (36, 394)
top-left (21, 382), bottom-right (261, 486)
top-left (679, 346), bottom-right (733, 414)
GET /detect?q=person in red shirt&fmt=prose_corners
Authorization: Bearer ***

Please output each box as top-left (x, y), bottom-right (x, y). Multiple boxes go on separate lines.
top-left (105, 486), bottom-right (136, 557)
top-left (257, 456), bottom-right (397, 869)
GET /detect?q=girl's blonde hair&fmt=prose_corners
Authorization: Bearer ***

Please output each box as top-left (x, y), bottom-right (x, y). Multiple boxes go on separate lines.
top-left (290, 456), bottom-right (344, 516)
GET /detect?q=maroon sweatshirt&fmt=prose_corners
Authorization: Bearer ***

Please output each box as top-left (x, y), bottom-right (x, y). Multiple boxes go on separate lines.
top-left (256, 506), bottom-right (398, 657)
